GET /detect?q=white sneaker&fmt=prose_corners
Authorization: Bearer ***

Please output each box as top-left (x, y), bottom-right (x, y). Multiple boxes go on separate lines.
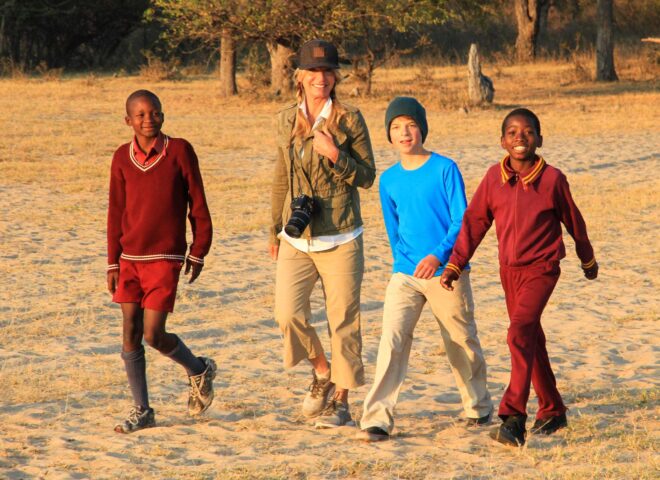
top-left (302, 368), bottom-right (335, 418)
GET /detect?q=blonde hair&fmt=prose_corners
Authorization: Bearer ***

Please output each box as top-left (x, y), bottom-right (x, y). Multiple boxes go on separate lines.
top-left (290, 68), bottom-right (345, 141)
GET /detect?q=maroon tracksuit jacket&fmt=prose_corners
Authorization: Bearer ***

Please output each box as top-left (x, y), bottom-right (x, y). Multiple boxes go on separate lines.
top-left (447, 156), bottom-right (596, 419)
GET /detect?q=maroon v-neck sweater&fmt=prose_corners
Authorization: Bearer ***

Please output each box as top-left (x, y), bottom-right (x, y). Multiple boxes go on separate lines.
top-left (107, 135), bottom-right (212, 271)
top-left (446, 156), bottom-right (595, 274)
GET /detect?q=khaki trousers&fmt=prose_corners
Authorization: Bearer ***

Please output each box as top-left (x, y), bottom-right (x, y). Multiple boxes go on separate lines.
top-left (360, 272), bottom-right (492, 433)
top-left (275, 236), bottom-right (365, 389)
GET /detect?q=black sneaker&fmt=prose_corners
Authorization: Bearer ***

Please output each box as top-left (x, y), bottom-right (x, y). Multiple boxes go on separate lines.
top-left (489, 415), bottom-right (527, 447)
top-left (114, 406), bottom-right (155, 434)
top-left (530, 413), bottom-right (568, 435)
top-left (355, 426), bottom-right (390, 442)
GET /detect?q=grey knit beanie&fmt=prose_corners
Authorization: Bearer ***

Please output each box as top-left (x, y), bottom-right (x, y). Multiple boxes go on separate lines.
top-left (385, 96), bottom-right (428, 143)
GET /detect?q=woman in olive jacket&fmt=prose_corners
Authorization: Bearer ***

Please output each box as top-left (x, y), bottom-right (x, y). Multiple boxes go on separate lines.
top-left (269, 39), bottom-right (376, 428)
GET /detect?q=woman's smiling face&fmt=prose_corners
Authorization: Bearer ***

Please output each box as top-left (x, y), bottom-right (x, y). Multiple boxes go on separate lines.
top-left (302, 68), bottom-right (336, 101)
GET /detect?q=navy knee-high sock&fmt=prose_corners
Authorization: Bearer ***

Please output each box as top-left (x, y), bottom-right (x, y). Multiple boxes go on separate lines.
top-left (121, 346), bottom-right (149, 408)
top-left (164, 335), bottom-right (205, 376)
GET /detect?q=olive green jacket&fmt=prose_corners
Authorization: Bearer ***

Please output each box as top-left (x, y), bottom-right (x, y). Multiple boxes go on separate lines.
top-left (270, 102), bottom-right (376, 245)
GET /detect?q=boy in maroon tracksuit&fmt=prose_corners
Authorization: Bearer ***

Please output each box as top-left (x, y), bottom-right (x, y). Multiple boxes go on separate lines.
top-left (440, 108), bottom-right (598, 447)
top-left (107, 90), bottom-right (216, 433)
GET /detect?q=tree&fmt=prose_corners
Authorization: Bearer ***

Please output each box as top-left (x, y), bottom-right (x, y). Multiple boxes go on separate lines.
top-left (0, 0), bottom-right (148, 71)
top-left (238, 2), bottom-right (303, 96)
top-left (152, 0), bottom-right (240, 96)
top-left (237, 1), bottom-right (329, 96)
top-left (219, 27), bottom-right (237, 96)
top-left (513, 0), bottom-right (549, 62)
top-left (324, 0), bottom-right (451, 96)
top-left (595, 0), bottom-right (617, 81)
top-left (266, 40), bottom-right (295, 96)
top-left (154, 0), bottom-right (322, 96)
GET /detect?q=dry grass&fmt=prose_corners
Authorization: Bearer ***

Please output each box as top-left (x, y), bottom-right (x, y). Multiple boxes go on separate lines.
top-left (0, 54), bottom-right (658, 479)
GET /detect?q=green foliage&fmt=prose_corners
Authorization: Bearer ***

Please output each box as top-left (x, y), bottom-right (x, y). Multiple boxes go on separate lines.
top-left (151, 0), bottom-right (229, 49)
top-left (3, 0), bottom-right (657, 75)
top-left (152, 0), bottom-right (455, 93)
top-left (320, 0), bottom-right (453, 93)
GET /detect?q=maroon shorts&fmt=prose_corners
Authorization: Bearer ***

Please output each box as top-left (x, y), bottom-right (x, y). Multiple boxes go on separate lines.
top-left (113, 260), bottom-right (183, 313)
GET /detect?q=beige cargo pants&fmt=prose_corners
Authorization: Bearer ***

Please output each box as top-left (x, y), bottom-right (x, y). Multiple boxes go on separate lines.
top-left (274, 236), bottom-right (365, 389)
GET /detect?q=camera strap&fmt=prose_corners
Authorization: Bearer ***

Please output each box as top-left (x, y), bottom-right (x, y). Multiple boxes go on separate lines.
top-left (289, 138), bottom-right (315, 199)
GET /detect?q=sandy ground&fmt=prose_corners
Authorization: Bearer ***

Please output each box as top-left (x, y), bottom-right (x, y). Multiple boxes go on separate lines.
top-left (0, 71), bottom-right (658, 479)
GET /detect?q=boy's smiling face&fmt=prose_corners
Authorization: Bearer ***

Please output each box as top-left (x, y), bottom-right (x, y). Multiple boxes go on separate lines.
top-left (389, 115), bottom-right (424, 155)
top-left (501, 114), bottom-right (543, 163)
top-left (125, 96), bottom-right (164, 140)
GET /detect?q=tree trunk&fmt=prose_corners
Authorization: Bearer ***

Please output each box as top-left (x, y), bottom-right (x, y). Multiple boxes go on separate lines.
top-left (267, 41), bottom-right (294, 97)
top-left (350, 52), bottom-right (375, 97)
top-left (363, 55), bottom-right (374, 96)
top-left (467, 44), bottom-right (494, 105)
top-left (596, 0), bottom-right (618, 81)
top-left (514, 0), bottom-right (547, 62)
top-left (219, 27), bottom-right (237, 97)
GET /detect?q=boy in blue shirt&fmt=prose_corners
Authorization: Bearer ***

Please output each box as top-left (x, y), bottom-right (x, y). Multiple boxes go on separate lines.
top-left (356, 97), bottom-right (492, 441)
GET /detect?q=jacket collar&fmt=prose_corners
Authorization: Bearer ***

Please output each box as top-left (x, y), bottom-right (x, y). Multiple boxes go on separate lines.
top-left (500, 155), bottom-right (546, 190)
top-left (299, 97), bottom-right (333, 128)
top-left (284, 99), bottom-right (343, 139)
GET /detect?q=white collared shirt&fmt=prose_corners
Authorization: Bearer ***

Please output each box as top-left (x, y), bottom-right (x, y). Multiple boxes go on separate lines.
top-left (280, 97), bottom-right (363, 252)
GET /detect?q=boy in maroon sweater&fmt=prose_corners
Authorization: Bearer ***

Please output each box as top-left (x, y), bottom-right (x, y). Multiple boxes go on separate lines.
top-left (440, 108), bottom-right (598, 447)
top-left (107, 90), bottom-right (216, 433)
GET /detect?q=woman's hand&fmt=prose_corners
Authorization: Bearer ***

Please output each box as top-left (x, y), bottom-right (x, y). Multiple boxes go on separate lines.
top-left (269, 244), bottom-right (279, 261)
top-left (313, 130), bottom-right (339, 164)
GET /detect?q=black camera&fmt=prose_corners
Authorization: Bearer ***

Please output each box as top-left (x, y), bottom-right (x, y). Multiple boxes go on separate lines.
top-left (284, 194), bottom-right (315, 238)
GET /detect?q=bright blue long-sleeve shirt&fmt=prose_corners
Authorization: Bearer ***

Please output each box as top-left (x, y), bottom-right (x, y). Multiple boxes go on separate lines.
top-left (379, 152), bottom-right (469, 277)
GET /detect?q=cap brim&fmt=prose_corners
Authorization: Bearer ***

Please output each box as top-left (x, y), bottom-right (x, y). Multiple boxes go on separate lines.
top-left (298, 60), bottom-right (340, 70)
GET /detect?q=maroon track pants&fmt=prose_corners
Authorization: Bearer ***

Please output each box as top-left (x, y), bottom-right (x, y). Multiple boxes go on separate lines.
top-left (498, 261), bottom-right (567, 419)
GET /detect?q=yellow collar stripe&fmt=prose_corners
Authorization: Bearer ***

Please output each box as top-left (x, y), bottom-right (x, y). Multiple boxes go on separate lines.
top-left (500, 155), bottom-right (511, 184)
top-left (500, 155), bottom-right (545, 186)
top-left (522, 156), bottom-right (545, 185)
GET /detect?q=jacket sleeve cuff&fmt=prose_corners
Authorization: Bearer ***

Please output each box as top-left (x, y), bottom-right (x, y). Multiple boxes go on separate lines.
top-left (331, 152), bottom-right (351, 178)
top-left (445, 262), bottom-right (462, 276)
top-left (107, 264), bottom-right (120, 272)
top-left (431, 247), bottom-right (451, 266)
top-left (270, 225), bottom-right (282, 246)
top-left (581, 258), bottom-right (596, 269)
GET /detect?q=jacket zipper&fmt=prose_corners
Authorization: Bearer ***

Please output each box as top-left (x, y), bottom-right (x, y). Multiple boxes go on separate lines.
top-left (513, 174), bottom-right (519, 263)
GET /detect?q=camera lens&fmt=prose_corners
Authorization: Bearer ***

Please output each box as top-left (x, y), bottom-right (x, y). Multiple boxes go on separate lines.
top-left (284, 209), bottom-right (311, 238)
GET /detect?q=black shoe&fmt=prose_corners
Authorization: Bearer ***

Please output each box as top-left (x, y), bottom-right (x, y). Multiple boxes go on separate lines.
top-left (463, 411), bottom-right (492, 427)
top-left (530, 413), bottom-right (568, 435)
top-left (356, 426), bottom-right (390, 442)
top-left (489, 415), bottom-right (527, 447)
